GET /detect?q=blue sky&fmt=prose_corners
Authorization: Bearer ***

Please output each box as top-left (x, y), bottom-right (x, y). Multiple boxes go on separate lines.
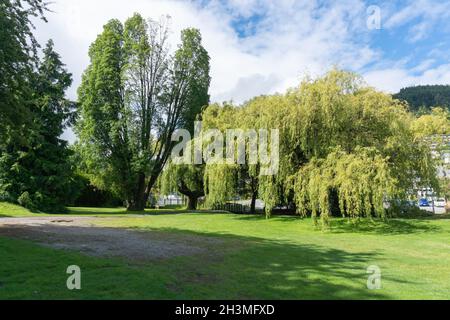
top-left (212, 0), bottom-right (450, 69)
top-left (367, 1), bottom-right (450, 73)
top-left (196, 0), bottom-right (450, 93)
top-left (32, 0), bottom-right (450, 142)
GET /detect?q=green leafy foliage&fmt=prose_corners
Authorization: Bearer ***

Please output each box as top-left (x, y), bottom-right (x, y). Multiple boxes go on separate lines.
top-left (76, 14), bottom-right (210, 211)
top-left (160, 163), bottom-right (205, 210)
top-left (0, 40), bottom-right (77, 212)
top-left (294, 148), bottom-right (395, 226)
top-left (412, 107), bottom-right (450, 200)
top-left (412, 107), bottom-right (450, 138)
top-left (0, 0), bottom-right (47, 140)
top-left (200, 70), bottom-right (439, 225)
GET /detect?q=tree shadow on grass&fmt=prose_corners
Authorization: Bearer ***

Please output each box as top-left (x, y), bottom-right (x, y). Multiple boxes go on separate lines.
top-left (0, 223), bottom-right (401, 299)
top-left (329, 218), bottom-right (442, 235)
top-left (152, 227), bottom-right (399, 299)
top-left (226, 214), bottom-right (443, 235)
top-left (421, 214), bottom-right (450, 220)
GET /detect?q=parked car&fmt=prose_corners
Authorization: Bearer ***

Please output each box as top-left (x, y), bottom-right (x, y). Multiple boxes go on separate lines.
top-left (419, 198), bottom-right (430, 207)
top-left (434, 199), bottom-right (447, 207)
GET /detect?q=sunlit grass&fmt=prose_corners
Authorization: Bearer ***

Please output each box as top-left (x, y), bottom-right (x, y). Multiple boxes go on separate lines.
top-left (0, 204), bottom-right (449, 299)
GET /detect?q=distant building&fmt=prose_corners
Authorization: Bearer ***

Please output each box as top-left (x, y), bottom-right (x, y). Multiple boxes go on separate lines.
top-left (148, 193), bottom-right (185, 208)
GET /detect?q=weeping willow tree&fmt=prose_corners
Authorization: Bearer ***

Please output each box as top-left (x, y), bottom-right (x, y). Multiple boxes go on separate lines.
top-left (187, 70), bottom-right (438, 224)
top-left (280, 71), bottom-right (438, 225)
top-left (293, 147), bottom-right (396, 227)
top-left (159, 103), bottom-right (253, 210)
top-left (204, 163), bottom-right (239, 206)
top-left (201, 104), bottom-right (241, 208)
top-left (160, 163), bottom-right (205, 210)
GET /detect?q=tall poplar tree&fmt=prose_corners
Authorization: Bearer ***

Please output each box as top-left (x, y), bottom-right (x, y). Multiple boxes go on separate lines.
top-left (77, 14), bottom-right (210, 211)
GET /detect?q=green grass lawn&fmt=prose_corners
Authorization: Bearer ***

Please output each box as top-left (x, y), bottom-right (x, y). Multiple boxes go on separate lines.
top-left (0, 202), bottom-right (205, 217)
top-left (0, 202), bottom-right (449, 299)
top-left (0, 202), bottom-right (36, 217)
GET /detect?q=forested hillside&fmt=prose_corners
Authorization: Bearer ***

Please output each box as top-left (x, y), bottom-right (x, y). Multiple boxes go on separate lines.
top-left (394, 85), bottom-right (450, 113)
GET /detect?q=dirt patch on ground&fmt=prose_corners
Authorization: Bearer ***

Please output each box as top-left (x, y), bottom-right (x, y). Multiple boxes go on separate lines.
top-left (0, 217), bottom-right (225, 262)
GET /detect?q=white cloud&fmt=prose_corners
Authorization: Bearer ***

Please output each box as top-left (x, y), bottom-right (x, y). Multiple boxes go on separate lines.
top-left (409, 22), bottom-right (429, 43)
top-left (411, 59), bottom-right (435, 73)
top-left (34, 0), bottom-right (378, 104)
top-left (365, 64), bottom-right (450, 93)
top-left (384, 0), bottom-right (450, 43)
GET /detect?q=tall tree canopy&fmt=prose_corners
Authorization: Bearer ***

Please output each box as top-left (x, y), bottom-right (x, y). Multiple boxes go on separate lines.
top-left (0, 0), bottom-right (47, 141)
top-left (1, 1), bottom-right (77, 212)
top-left (76, 14), bottom-right (210, 211)
top-left (0, 40), bottom-right (77, 212)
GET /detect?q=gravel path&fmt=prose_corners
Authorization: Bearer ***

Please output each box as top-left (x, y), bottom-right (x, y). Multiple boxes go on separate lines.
top-left (0, 217), bottom-right (223, 261)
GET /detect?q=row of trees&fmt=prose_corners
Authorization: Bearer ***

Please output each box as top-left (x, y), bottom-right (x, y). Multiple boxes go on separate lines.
top-left (1, 1), bottom-right (448, 222)
top-left (0, 1), bottom-right (211, 213)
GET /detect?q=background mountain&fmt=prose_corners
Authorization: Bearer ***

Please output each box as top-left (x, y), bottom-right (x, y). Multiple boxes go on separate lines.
top-left (394, 85), bottom-right (450, 113)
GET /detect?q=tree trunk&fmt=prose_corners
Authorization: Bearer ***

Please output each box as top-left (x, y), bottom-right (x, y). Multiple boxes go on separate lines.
top-left (127, 173), bottom-right (146, 211)
top-left (187, 196), bottom-right (198, 210)
top-left (127, 197), bottom-right (146, 211)
top-left (250, 176), bottom-right (258, 214)
top-left (250, 191), bottom-right (257, 214)
top-left (141, 171), bottom-right (161, 210)
top-left (178, 180), bottom-right (204, 211)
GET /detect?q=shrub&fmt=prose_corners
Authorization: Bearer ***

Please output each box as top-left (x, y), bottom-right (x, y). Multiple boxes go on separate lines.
top-left (0, 191), bottom-right (14, 202)
top-left (17, 192), bottom-right (37, 212)
top-left (387, 200), bottom-right (433, 218)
